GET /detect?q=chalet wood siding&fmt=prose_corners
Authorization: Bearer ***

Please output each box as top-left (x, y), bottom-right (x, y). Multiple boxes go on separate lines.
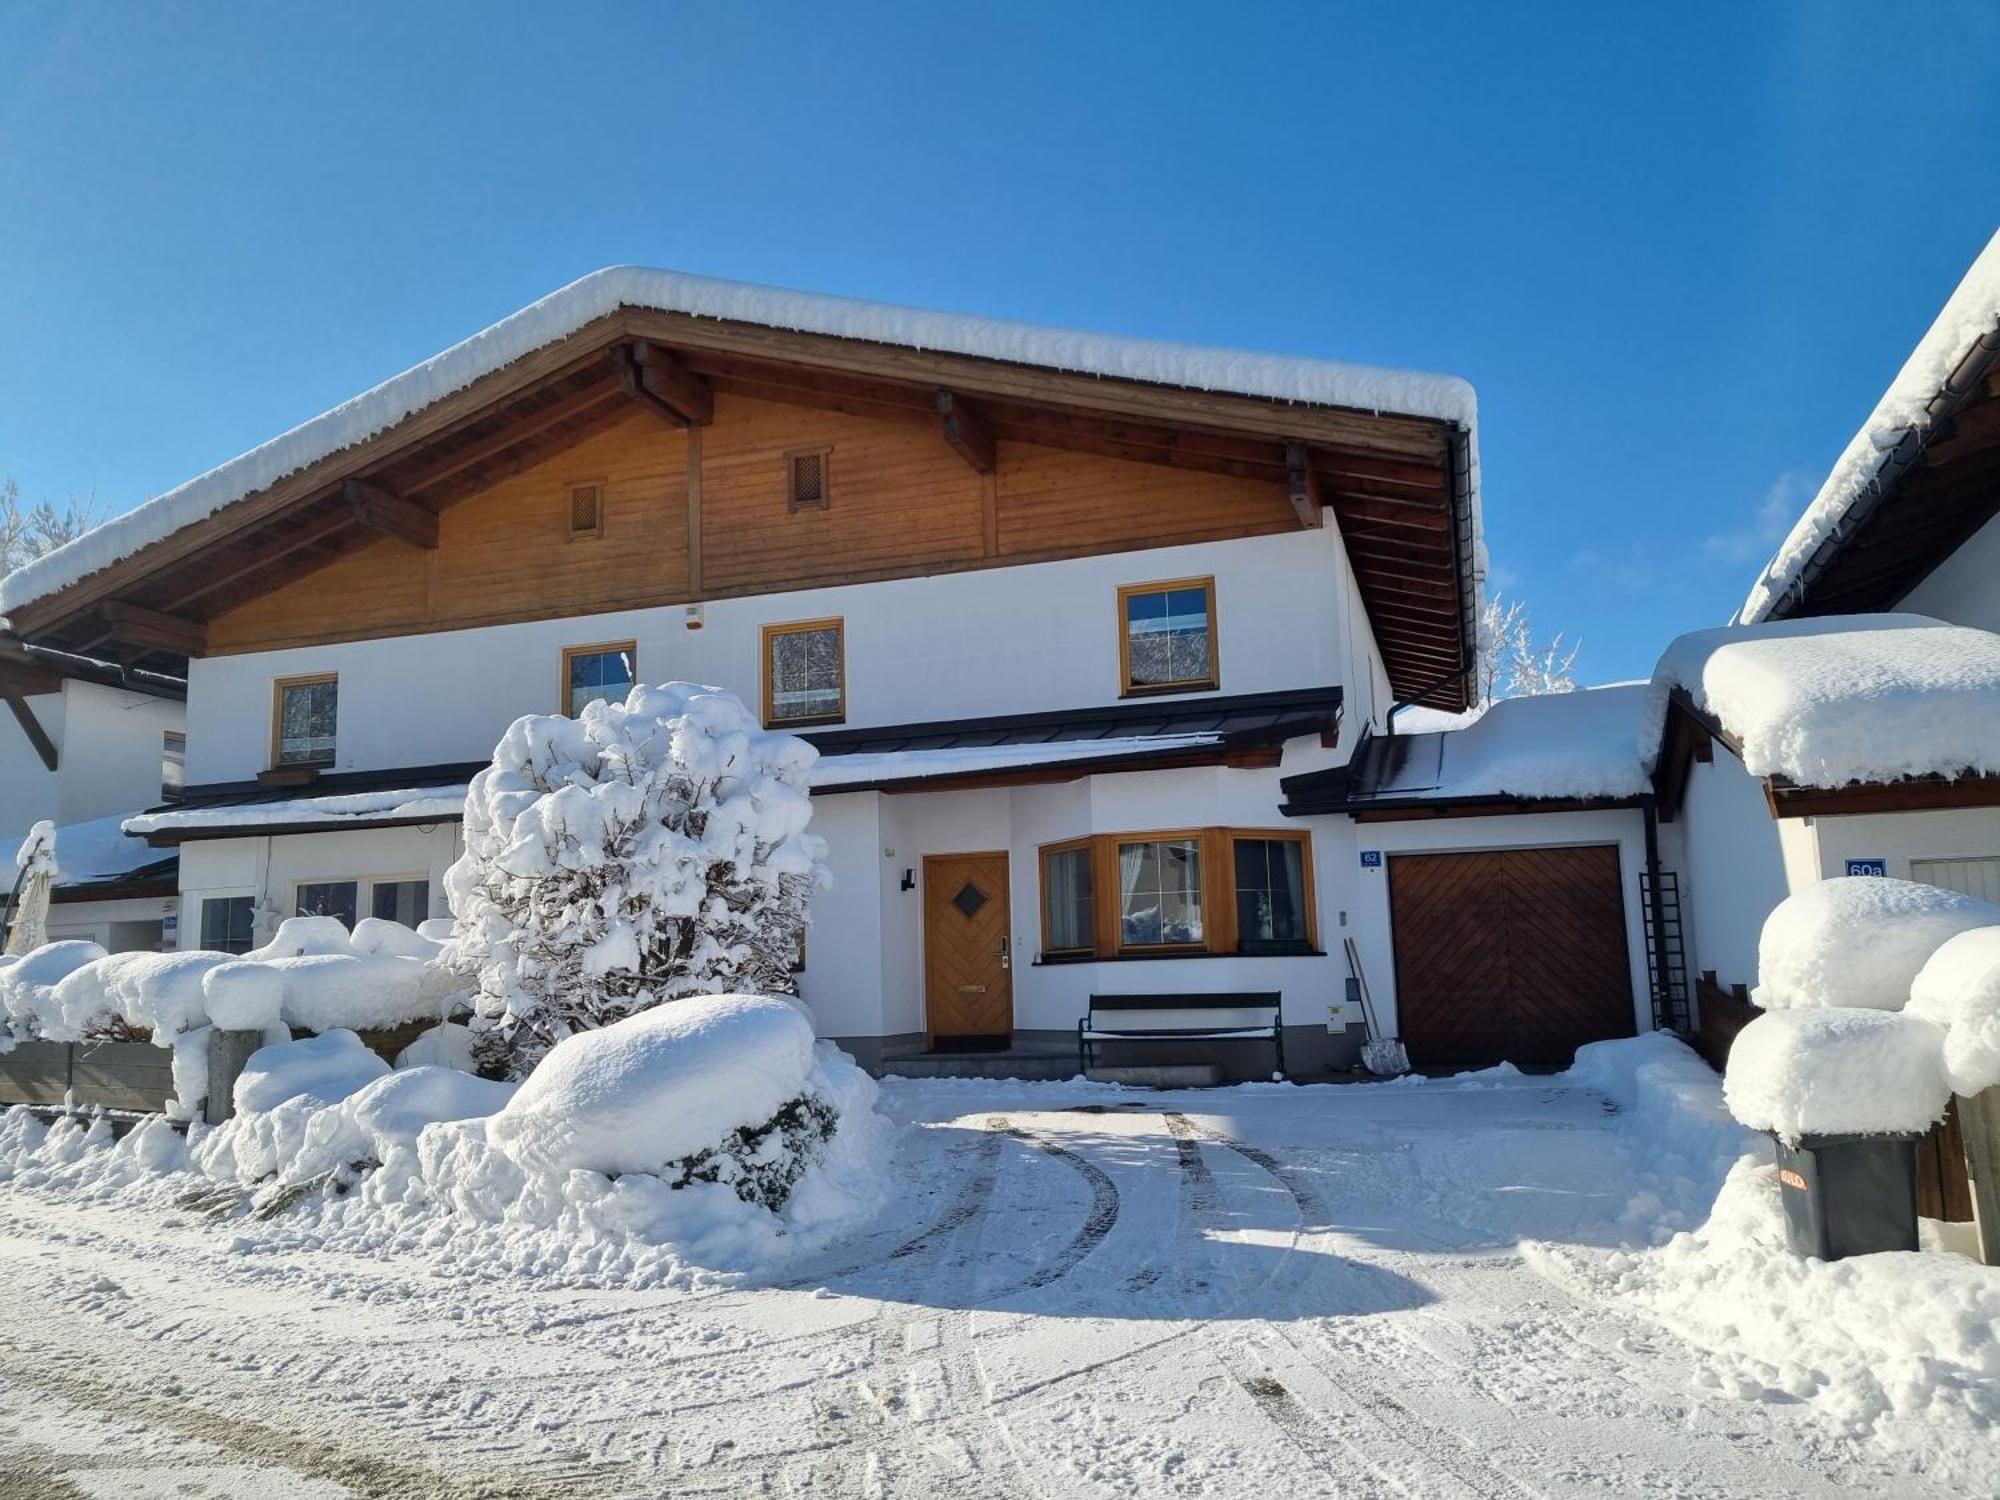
top-left (206, 395), bottom-right (1295, 654)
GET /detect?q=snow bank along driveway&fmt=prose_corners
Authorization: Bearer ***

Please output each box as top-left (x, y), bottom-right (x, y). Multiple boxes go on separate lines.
top-left (0, 1072), bottom-right (1979, 1499)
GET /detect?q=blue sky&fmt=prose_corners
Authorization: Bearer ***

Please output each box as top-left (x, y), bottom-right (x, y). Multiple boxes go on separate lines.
top-left (3, 3), bottom-right (1996, 682)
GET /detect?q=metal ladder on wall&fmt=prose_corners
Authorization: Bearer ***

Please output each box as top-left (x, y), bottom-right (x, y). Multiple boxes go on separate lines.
top-left (1639, 869), bottom-right (1690, 1033)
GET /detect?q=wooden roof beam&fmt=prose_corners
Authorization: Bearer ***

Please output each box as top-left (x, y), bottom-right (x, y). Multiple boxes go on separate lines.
top-left (95, 601), bottom-right (207, 658)
top-left (936, 391), bottom-right (997, 473)
top-left (1285, 442), bottom-right (1324, 530)
top-left (343, 479), bottom-right (437, 549)
top-left (632, 340), bottom-right (713, 424)
top-left (5, 694), bottom-right (57, 772)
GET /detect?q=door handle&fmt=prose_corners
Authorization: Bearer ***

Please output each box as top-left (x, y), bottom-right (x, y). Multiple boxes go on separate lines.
top-left (999, 936), bottom-right (1011, 971)
top-left (959, 984), bottom-right (987, 995)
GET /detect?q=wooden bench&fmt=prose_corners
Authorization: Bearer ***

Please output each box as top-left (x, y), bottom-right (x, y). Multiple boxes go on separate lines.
top-left (1079, 993), bottom-right (1284, 1076)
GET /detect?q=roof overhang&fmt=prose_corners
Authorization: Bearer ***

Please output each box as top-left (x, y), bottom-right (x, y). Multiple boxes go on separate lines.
top-left (9, 289), bottom-right (1478, 708)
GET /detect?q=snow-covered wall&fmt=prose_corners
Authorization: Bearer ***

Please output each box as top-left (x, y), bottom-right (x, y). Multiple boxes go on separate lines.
top-left (185, 528), bottom-right (1354, 784)
top-left (1896, 510), bottom-right (2000, 632)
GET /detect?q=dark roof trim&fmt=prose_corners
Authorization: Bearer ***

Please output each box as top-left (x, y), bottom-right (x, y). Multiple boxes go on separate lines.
top-left (51, 871), bottom-right (180, 903)
top-left (141, 812), bottom-right (456, 848)
top-left (0, 633), bottom-right (186, 701)
top-left (1764, 772), bottom-right (2000, 819)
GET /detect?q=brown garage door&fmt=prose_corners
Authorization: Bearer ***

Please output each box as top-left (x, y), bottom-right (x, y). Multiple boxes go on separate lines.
top-left (1387, 845), bottom-right (1636, 1067)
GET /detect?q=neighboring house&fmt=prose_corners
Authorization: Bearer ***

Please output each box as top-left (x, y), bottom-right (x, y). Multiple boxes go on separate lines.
top-left (0, 633), bottom-right (186, 951)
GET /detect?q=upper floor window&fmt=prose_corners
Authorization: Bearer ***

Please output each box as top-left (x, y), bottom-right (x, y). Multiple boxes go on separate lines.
top-left (1118, 577), bottom-right (1218, 695)
top-left (763, 618), bottom-right (845, 726)
top-left (161, 731), bottom-right (186, 803)
top-left (273, 674), bottom-right (337, 767)
top-left (563, 642), bottom-right (636, 716)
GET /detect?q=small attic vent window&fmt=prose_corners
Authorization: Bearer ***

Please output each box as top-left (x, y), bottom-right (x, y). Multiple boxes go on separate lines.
top-left (787, 450), bottom-right (828, 512)
top-left (568, 482), bottom-right (604, 539)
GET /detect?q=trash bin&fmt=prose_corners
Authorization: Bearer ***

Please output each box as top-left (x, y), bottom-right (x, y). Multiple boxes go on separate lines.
top-left (1772, 1133), bottom-right (1919, 1260)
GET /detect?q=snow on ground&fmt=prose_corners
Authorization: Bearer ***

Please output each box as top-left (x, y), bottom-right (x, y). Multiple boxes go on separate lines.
top-left (0, 1043), bottom-right (1987, 1498)
top-left (1642, 613), bottom-right (2000, 787)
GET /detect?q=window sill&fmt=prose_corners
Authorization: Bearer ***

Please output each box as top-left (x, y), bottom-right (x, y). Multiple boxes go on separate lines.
top-left (1034, 947), bottom-right (1326, 966)
top-left (1117, 681), bottom-right (1221, 700)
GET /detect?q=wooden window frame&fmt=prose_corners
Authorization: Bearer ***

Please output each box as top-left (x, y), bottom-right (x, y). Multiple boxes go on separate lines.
top-left (785, 446), bottom-right (832, 513)
top-left (1116, 576), bottom-right (1220, 697)
top-left (1035, 827), bottom-right (1317, 960)
top-left (566, 477), bottom-right (608, 541)
top-left (761, 617), bottom-right (847, 728)
top-left (270, 672), bottom-right (338, 769)
top-left (559, 640), bottom-right (638, 716)
top-left (1037, 836), bottom-right (1097, 958)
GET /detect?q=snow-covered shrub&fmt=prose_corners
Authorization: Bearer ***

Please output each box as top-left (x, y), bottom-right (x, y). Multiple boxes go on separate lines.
top-left (52, 949), bottom-right (234, 1040)
top-left (1751, 876), bottom-right (1998, 1012)
top-left (246, 915), bottom-right (356, 960)
top-left (442, 683), bottom-right (828, 1074)
top-left (257, 953), bottom-right (460, 1034)
top-left (1908, 925), bottom-right (2000, 1095)
top-left (395, 1020), bottom-right (478, 1072)
top-left (1724, 1009), bottom-right (1950, 1142)
top-left (0, 939), bottom-right (104, 1041)
top-left (348, 916), bottom-right (445, 961)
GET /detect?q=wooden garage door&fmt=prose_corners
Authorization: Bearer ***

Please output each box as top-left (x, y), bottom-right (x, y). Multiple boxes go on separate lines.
top-left (1388, 845), bottom-right (1635, 1067)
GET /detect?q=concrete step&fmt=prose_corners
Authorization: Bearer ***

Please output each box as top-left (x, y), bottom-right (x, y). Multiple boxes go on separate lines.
top-left (880, 1050), bottom-right (1078, 1082)
top-left (1085, 1063), bottom-right (1222, 1088)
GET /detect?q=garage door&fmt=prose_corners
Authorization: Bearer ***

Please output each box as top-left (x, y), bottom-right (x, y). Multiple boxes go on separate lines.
top-left (1387, 845), bottom-right (1636, 1068)
top-left (1911, 857), bottom-right (2000, 905)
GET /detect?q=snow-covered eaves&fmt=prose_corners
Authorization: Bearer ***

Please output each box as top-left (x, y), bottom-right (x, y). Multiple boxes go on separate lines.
top-left (1737, 229), bottom-right (2000, 625)
top-left (5, 812), bottom-right (178, 898)
top-left (1281, 684), bottom-right (1652, 818)
top-left (1642, 613), bottom-right (2000, 790)
top-left (0, 266), bottom-right (1478, 617)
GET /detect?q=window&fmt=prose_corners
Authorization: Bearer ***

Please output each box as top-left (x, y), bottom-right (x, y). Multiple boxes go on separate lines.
top-left (787, 448), bottom-right (829, 511)
top-left (1118, 577), bottom-right (1218, 695)
top-left (1233, 835), bottom-right (1311, 953)
top-left (161, 731), bottom-right (187, 803)
top-left (272, 674), bottom-right (338, 767)
top-left (763, 618), bottom-right (845, 725)
top-left (370, 880), bottom-right (431, 928)
top-left (562, 642), bottom-right (636, 716)
top-left (1040, 842), bottom-right (1095, 955)
top-left (296, 880), bottom-right (359, 927)
top-left (199, 895), bottom-right (254, 955)
top-left (1036, 829), bottom-right (1316, 959)
top-left (1117, 836), bottom-right (1205, 948)
top-left (568, 481), bottom-right (604, 539)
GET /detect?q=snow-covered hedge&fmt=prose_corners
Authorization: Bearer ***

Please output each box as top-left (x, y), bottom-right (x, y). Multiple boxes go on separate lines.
top-left (1908, 926), bottom-right (2000, 1095)
top-left (1723, 1009), bottom-right (1950, 1142)
top-left (1752, 876), bottom-right (2000, 1012)
top-left (443, 683), bottom-right (828, 1074)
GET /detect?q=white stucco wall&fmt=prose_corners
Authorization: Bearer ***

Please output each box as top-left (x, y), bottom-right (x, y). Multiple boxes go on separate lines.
top-left (1675, 748), bottom-right (1792, 990)
top-left (183, 528), bottom-right (1358, 783)
top-left (175, 823), bottom-right (461, 950)
top-left (46, 894), bottom-right (179, 952)
top-left (1, 681), bottom-right (184, 847)
top-left (1338, 807), bottom-right (1655, 1042)
top-left (0, 690), bottom-right (62, 835)
top-left (1897, 509), bottom-right (2000, 632)
top-left (1792, 806), bottom-right (2000, 885)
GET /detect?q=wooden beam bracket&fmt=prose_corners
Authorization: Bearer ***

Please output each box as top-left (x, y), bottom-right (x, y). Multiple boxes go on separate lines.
top-left (342, 479), bottom-right (439, 549)
top-left (618, 340), bottom-right (714, 426)
top-left (97, 601), bottom-right (207, 658)
top-left (4, 693), bottom-right (58, 772)
top-left (1285, 441), bottom-right (1324, 530)
top-left (936, 390), bottom-right (997, 473)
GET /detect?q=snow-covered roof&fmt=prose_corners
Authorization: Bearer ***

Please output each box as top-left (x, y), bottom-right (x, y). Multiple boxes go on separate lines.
top-left (122, 732), bottom-right (1236, 840)
top-left (1642, 613), bottom-right (2000, 787)
top-left (1286, 684), bottom-right (1651, 813)
top-left (1737, 229), bottom-right (2000, 625)
top-left (7, 813), bottom-right (175, 890)
top-left (0, 267), bottom-right (1479, 616)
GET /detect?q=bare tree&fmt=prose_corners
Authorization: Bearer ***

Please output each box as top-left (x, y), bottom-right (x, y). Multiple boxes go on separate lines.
top-left (1476, 592), bottom-right (1579, 702)
top-left (0, 478), bottom-right (94, 577)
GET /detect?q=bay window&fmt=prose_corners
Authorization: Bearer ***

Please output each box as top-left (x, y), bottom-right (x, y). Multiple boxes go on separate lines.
top-left (1036, 828), bottom-right (1315, 959)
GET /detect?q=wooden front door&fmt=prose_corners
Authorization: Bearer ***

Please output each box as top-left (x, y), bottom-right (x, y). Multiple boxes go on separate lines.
top-left (923, 852), bottom-right (1013, 1048)
top-left (1387, 845), bottom-right (1635, 1068)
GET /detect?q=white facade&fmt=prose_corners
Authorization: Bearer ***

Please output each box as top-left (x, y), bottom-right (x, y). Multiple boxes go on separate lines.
top-left (0, 680), bottom-right (182, 835)
top-left (184, 528), bottom-right (1357, 783)
top-left (1898, 510), bottom-right (2000, 633)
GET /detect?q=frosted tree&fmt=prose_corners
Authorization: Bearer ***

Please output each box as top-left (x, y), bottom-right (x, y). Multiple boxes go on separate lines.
top-left (1476, 593), bottom-right (1579, 702)
top-left (0, 479), bottom-right (93, 577)
top-left (443, 683), bottom-right (829, 1076)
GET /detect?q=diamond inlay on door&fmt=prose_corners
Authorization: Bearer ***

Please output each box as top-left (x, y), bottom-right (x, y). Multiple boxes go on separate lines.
top-left (952, 881), bottom-right (989, 919)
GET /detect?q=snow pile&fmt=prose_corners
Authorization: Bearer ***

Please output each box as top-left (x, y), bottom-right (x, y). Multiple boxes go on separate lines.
top-left (1423, 683), bottom-right (1650, 800)
top-left (233, 1029), bottom-right (389, 1114)
top-left (0, 940), bottom-right (105, 1041)
top-left (2, 264), bottom-right (1478, 616)
top-left (1752, 876), bottom-right (2000, 1011)
top-left (12, 820), bottom-right (54, 875)
top-left (1565, 1032), bottom-right (1755, 1195)
top-left (51, 950), bottom-right (234, 1040)
top-left (246, 915), bottom-right (362, 960)
top-left (1724, 1009), bottom-right (1950, 1142)
top-left (1642, 614), bottom-right (2000, 787)
top-left (1739, 228), bottom-right (2000, 625)
top-left (444, 682), bottom-right (827, 1073)
top-left (1908, 926), bottom-right (2000, 1094)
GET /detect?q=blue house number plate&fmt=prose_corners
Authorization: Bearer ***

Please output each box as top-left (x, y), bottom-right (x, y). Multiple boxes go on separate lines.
top-left (1845, 858), bottom-right (1887, 877)
top-left (1360, 850), bottom-right (1383, 868)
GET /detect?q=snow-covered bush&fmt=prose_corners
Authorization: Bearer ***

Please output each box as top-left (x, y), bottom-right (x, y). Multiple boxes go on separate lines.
top-left (1751, 876), bottom-right (1998, 1012)
top-left (0, 940), bottom-right (104, 1042)
top-left (442, 683), bottom-right (828, 1075)
top-left (1908, 925), bottom-right (2000, 1095)
top-left (1724, 1008), bottom-right (1950, 1143)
